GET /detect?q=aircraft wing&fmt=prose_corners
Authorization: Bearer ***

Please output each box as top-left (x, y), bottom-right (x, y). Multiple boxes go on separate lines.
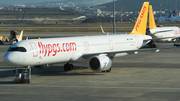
top-left (82, 46), bottom-right (179, 59)
top-left (145, 36), bottom-right (180, 41)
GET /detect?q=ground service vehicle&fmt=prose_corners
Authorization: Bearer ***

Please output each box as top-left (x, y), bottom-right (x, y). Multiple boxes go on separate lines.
top-left (15, 68), bottom-right (31, 83)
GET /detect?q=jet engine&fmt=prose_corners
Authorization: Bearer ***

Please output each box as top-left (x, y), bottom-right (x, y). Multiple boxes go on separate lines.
top-left (146, 28), bottom-right (151, 35)
top-left (34, 64), bottom-right (53, 69)
top-left (89, 56), bottom-right (112, 71)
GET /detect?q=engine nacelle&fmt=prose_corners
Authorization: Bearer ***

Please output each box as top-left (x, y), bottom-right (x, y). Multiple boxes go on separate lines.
top-left (89, 56), bottom-right (112, 71)
top-left (34, 64), bottom-right (53, 69)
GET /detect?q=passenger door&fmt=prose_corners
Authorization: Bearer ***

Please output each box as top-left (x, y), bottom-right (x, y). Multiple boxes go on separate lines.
top-left (29, 42), bottom-right (38, 57)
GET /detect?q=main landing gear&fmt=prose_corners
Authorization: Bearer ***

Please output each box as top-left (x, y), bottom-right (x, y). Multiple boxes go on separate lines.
top-left (64, 63), bottom-right (74, 71)
top-left (173, 38), bottom-right (180, 46)
top-left (63, 63), bottom-right (112, 72)
top-left (147, 40), bottom-right (157, 48)
top-left (102, 67), bottom-right (111, 73)
top-left (0, 40), bottom-right (3, 45)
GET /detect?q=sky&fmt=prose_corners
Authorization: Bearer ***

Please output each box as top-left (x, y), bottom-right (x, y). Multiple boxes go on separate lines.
top-left (0, 0), bottom-right (62, 5)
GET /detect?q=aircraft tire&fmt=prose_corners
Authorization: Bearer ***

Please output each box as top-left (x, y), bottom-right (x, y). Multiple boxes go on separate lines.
top-left (102, 67), bottom-right (111, 73)
top-left (106, 67), bottom-right (111, 72)
top-left (68, 64), bottom-right (74, 71)
top-left (0, 41), bottom-right (3, 45)
top-left (64, 63), bottom-right (69, 71)
top-left (151, 44), bottom-right (156, 48)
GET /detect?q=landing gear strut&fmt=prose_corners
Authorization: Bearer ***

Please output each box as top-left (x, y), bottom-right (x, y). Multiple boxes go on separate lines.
top-left (64, 63), bottom-right (74, 71)
top-left (102, 67), bottom-right (111, 73)
top-left (173, 38), bottom-right (180, 46)
top-left (0, 41), bottom-right (3, 45)
top-left (147, 40), bottom-right (157, 48)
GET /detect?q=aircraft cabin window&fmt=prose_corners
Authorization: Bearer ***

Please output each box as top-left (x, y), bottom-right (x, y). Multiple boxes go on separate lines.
top-left (8, 47), bottom-right (27, 52)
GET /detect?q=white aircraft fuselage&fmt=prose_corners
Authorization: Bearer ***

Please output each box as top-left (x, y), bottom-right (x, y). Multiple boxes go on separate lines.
top-left (149, 26), bottom-right (180, 42)
top-left (148, 5), bottom-right (180, 42)
top-left (3, 34), bottom-right (151, 66)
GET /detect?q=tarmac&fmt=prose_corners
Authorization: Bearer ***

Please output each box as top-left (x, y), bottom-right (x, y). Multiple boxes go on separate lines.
top-left (1, 33), bottom-right (180, 101)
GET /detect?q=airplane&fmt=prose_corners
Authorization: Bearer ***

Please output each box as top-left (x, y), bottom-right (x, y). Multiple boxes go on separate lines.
top-left (156, 10), bottom-right (180, 22)
top-left (2, 2), bottom-right (177, 72)
top-left (9, 30), bottom-right (24, 44)
top-left (147, 5), bottom-right (180, 47)
top-left (0, 30), bottom-right (24, 45)
top-left (0, 36), bottom-right (5, 44)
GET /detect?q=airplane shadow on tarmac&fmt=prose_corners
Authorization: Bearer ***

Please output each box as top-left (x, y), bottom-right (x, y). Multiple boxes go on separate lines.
top-left (32, 66), bottom-right (104, 76)
top-left (0, 69), bottom-right (15, 78)
top-left (0, 66), bottom-right (104, 84)
top-left (0, 68), bottom-right (16, 84)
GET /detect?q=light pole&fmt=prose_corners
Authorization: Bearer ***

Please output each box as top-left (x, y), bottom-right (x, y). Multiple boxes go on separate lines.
top-left (160, 0), bottom-right (162, 17)
top-left (113, 0), bottom-right (116, 33)
top-left (176, 0), bottom-right (178, 16)
top-left (121, 7), bottom-right (125, 23)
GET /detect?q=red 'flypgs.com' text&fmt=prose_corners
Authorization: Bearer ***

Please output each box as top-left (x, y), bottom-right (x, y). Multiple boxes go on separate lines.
top-left (38, 42), bottom-right (77, 57)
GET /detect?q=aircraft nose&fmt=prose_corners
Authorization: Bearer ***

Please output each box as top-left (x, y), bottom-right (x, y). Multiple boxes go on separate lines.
top-left (3, 52), bottom-right (15, 65)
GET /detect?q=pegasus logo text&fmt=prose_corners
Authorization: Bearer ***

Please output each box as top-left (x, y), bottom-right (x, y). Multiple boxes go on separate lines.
top-left (135, 6), bottom-right (147, 31)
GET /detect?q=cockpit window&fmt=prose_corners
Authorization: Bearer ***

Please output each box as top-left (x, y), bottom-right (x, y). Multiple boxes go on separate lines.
top-left (7, 47), bottom-right (27, 52)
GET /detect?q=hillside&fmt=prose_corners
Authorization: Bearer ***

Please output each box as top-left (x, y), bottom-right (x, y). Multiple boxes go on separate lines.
top-left (100, 0), bottom-right (180, 12)
top-left (0, 8), bottom-right (78, 19)
top-left (0, 8), bottom-right (80, 24)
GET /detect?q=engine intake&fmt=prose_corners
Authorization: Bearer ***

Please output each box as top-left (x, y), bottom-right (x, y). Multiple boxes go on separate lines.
top-left (89, 56), bottom-right (112, 71)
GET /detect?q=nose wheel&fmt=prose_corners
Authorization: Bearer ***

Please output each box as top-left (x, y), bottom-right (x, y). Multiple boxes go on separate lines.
top-left (64, 63), bottom-right (74, 71)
